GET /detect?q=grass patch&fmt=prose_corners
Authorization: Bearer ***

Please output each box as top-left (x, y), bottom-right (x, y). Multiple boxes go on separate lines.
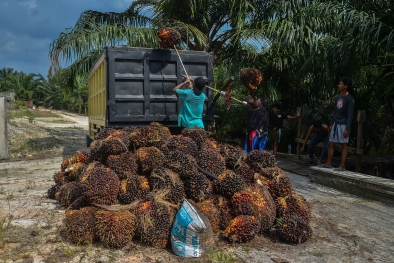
top-left (207, 250), bottom-right (238, 263)
top-left (313, 252), bottom-right (323, 257)
top-left (7, 108), bottom-right (60, 120)
top-left (37, 119), bottom-right (76, 124)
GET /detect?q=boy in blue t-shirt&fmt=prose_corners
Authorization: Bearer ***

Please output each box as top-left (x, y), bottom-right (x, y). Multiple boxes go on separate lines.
top-left (173, 77), bottom-right (206, 128)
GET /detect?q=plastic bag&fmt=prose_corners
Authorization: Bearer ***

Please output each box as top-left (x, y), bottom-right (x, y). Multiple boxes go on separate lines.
top-left (171, 199), bottom-right (215, 258)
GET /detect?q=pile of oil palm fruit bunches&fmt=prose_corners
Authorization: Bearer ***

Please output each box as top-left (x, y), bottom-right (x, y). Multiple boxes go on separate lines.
top-left (47, 122), bottom-right (312, 249)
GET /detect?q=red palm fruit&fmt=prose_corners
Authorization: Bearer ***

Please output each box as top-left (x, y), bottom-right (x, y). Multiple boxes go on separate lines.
top-left (240, 68), bottom-right (263, 91)
top-left (157, 27), bottom-right (182, 48)
top-left (222, 215), bottom-right (261, 243)
top-left (276, 192), bottom-right (311, 223)
top-left (193, 199), bottom-right (221, 234)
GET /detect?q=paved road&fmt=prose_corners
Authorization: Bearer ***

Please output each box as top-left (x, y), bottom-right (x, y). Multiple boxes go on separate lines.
top-left (235, 166), bottom-right (394, 263)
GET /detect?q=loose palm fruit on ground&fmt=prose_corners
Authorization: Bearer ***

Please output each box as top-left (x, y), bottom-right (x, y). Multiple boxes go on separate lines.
top-left (106, 151), bottom-right (138, 179)
top-left (276, 214), bottom-right (312, 244)
top-left (157, 27), bottom-right (182, 48)
top-left (222, 215), bottom-right (261, 243)
top-left (240, 68), bottom-right (263, 91)
top-left (212, 170), bottom-right (245, 197)
top-left (95, 210), bottom-right (136, 249)
top-left (79, 162), bottom-right (120, 205)
top-left (276, 192), bottom-right (312, 222)
top-left (65, 206), bottom-right (98, 244)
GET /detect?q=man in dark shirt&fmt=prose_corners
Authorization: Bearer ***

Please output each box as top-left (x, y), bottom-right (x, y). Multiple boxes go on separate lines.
top-left (243, 94), bottom-right (269, 153)
top-left (300, 120), bottom-right (329, 164)
top-left (320, 77), bottom-right (354, 171)
top-left (269, 103), bottom-right (299, 158)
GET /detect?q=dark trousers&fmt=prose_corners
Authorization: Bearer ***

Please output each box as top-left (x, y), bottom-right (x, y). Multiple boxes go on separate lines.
top-left (308, 135), bottom-right (328, 162)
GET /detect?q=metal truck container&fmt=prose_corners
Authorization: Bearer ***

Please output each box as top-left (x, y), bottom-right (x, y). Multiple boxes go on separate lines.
top-left (87, 46), bottom-right (215, 141)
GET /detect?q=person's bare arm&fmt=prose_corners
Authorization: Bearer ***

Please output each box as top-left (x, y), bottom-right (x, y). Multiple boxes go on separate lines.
top-left (301, 126), bottom-right (313, 153)
top-left (287, 115), bottom-right (299, 120)
top-left (247, 93), bottom-right (259, 108)
top-left (173, 78), bottom-right (191, 93)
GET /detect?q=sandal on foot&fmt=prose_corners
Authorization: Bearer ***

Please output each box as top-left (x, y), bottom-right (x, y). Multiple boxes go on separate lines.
top-left (334, 167), bottom-right (346, 171)
top-left (318, 164), bottom-right (332, 168)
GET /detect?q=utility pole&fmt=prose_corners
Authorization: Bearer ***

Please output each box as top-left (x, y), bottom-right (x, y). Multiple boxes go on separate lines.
top-left (0, 96), bottom-right (8, 159)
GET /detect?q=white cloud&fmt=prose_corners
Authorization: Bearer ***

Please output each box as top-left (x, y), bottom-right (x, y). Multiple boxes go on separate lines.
top-left (1, 42), bottom-right (16, 51)
top-left (21, 0), bottom-right (37, 9)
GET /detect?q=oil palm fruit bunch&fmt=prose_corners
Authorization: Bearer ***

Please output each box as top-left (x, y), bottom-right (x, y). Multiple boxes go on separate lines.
top-left (255, 172), bottom-right (293, 199)
top-left (164, 150), bottom-right (198, 179)
top-left (47, 184), bottom-right (62, 199)
top-left (255, 184), bottom-right (276, 232)
top-left (95, 210), bottom-right (136, 249)
top-left (68, 196), bottom-right (90, 210)
top-left (222, 215), bottom-right (261, 243)
top-left (219, 144), bottom-right (246, 169)
top-left (234, 162), bottom-right (255, 185)
top-left (212, 195), bottom-right (234, 230)
top-left (129, 127), bottom-right (149, 150)
top-left (257, 166), bottom-right (286, 180)
top-left (100, 130), bottom-right (129, 156)
top-left (212, 170), bottom-right (245, 197)
top-left (197, 146), bottom-right (226, 176)
top-left (134, 201), bottom-right (173, 248)
top-left (185, 172), bottom-right (213, 202)
top-left (53, 171), bottom-right (70, 185)
top-left (55, 182), bottom-right (81, 207)
top-left (146, 122), bottom-right (172, 141)
top-left (246, 150), bottom-right (276, 172)
top-left (106, 151), bottom-right (138, 179)
top-left (181, 128), bottom-right (208, 148)
top-left (65, 206), bottom-right (98, 244)
top-left (135, 147), bottom-right (165, 174)
top-left (118, 175), bottom-right (151, 204)
top-left (199, 138), bottom-right (219, 153)
top-left (276, 193), bottom-right (311, 222)
top-left (94, 127), bottom-right (116, 140)
top-left (276, 214), bottom-right (312, 244)
top-left (149, 168), bottom-right (185, 206)
top-left (89, 140), bottom-right (108, 163)
top-left (167, 135), bottom-right (198, 157)
top-left (157, 27), bottom-right (181, 48)
top-left (240, 68), bottom-right (263, 91)
top-left (192, 199), bottom-right (221, 234)
top-left (79, 162), bottom-right (120, 205)
top-left (231, 188), bottom-right (267, 218)
top-left (65, 162), bottom-right (86, 181)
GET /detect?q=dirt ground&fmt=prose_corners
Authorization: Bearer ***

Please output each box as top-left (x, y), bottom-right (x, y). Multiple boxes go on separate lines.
top-left (1, 110), bottom-right (394, 263)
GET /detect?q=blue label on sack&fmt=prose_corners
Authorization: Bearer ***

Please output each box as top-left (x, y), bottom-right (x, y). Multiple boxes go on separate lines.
top-left (192, 235), bottom-right (199, 246)
top-left (171, 206), bottom-right (193, 242)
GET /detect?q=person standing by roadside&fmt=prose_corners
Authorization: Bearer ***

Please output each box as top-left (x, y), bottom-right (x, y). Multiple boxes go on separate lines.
top-left (320, 77), bottom-right (354, 171)
top-left (269, 103), bottom-right (299, 158)
top-left (244, 93), bottom-right (269, 153)
top-left (300, 120), bottom-right (329, 164)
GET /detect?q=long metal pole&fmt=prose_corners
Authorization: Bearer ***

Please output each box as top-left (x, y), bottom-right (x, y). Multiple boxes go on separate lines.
top-left (174, 45), bottom-right (189, 78)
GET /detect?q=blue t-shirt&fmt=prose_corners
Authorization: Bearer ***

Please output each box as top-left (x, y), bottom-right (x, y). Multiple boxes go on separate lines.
top-left (176, 89), bottom-right (206, 128)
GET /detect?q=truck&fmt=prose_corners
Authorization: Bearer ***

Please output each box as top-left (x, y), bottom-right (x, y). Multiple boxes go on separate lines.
top-left (87, 46), bottom-right (215, 145)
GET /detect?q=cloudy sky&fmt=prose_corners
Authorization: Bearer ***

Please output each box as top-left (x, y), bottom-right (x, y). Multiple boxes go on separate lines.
top-left (0, 0), bottom-right (131, 77)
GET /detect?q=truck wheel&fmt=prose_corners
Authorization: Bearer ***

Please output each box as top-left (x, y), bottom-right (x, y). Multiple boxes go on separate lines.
top-left (86, 135), bottom-right (93, 148)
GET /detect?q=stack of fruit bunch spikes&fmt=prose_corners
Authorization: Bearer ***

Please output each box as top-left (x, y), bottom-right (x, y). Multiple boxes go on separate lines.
top-left (197, 146), bottom-right (226, 176)
top-left (234, 162), bottom-right (255, 186)
top-left (79, 162), bottom-right (120, 205)
top-left (246, 150), bottom-right (276, 172)
top-left (65, 206), bottom-right (98, 244)
top-left (255, 172), bottom-right (293, 199)
top-left (149, 168), bottom-right (185, 206)
top-left (185, 172), bottom-right (213, 202)
top-left (212, 194), bottom-right (234, 230)
top-left (219, 143), bottom-right (247, 169)
top-left (157, 27), bottom-right (182, 48)
top-left (95, 209), bottom-right (137, 249)
top-left (129, 127), bottom-right (149, 150)
top-left (55, 182), bottom-right (82, 207)
top-left (164, 150), bottom-right (198, 179)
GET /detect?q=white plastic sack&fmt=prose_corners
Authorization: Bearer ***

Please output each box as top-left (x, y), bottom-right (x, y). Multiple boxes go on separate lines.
top-left (171, 199), bottom-right (215, 258)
